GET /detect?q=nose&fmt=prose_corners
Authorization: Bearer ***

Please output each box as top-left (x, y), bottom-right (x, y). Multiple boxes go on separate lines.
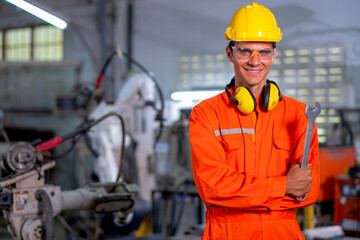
top-left (248, 52), bottom-right (261, 66)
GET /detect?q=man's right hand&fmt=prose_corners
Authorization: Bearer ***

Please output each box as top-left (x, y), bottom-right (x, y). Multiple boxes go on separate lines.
top-left (285, 164), bottom-right (313, 198)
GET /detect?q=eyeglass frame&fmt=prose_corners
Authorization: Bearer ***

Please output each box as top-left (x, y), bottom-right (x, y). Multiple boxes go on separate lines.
top-left (230, 46), bottom-right (276, 60)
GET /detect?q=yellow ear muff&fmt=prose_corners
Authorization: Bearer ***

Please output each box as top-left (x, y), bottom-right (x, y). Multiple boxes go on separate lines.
top-left (261, 82), bottom-right (281, 111)
top-left (234, 87), bottom-right (257, 114)
top-left (225, 78), bottom-right (282, 114)
top-left (267, 83), bottom-right (280, 111)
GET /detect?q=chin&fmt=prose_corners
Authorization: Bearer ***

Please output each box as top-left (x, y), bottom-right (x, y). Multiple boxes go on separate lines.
top-left (245, 76), bottom-right (266, 85)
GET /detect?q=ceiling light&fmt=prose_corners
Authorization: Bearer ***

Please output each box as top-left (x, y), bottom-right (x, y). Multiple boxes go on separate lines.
top-left (6, 0), bottom-right (68, 29)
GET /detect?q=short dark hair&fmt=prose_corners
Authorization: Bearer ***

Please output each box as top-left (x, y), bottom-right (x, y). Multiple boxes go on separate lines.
top-left (228, 40), bottom-right (277, 50)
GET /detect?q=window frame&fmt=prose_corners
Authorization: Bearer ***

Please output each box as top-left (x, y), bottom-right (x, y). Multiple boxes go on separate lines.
top-left (0, 24), bottom-right (64, 62)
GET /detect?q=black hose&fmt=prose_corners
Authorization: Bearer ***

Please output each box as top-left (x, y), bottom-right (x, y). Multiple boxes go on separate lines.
top-left (99, 51), bottom-right (117, 77)
top-left (35, 189), bottom-right (54, 240)
top-left (83, 132), bottom-right (100, 158)
top-left (41, 112), bottom-right (125, 183)
top-left (51, 134), bottom-right (82, 160)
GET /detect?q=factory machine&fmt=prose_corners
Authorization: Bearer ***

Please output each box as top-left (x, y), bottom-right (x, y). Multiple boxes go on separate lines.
top-left (334, 173), bottom-right (360, 234)
top-left (154, 110), bottom-right (194, 193)
top-left (152, 109), bottom-right (204, 237)
top-left (0, 49), bottom-right (165, 239)
top-left (303, 146), bottom-right (360, 240)
top-left (0, 116), bottom-right (139, 240)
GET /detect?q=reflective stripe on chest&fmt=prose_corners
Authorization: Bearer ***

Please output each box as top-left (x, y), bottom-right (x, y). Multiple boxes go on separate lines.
top-left (214, 128), bottom-right (255, 136)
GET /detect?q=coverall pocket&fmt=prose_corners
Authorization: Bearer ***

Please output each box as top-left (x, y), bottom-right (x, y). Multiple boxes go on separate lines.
top-left (272, 135), bottom-right (293, 175)
top-left (222, 135), bottom-right (244, 151)
top-left (273, 135), bottom-right (293, 152)
top-left (221, 136), bottom-right (245, 170)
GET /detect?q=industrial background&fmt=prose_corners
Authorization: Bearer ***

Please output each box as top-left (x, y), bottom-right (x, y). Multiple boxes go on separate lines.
top-left (0, 0), bottom-right (359, 239)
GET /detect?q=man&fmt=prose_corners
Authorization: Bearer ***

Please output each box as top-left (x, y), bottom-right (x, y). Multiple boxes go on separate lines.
top-left (189, 2), bottom-right (320, 240)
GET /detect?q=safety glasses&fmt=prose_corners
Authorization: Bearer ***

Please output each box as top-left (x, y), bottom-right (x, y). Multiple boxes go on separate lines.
top-left (230, 46), bottom-right (275, 60)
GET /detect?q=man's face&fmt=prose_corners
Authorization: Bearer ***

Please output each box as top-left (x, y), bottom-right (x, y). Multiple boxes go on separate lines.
top-left (226, 41), bottom-right (277, 89)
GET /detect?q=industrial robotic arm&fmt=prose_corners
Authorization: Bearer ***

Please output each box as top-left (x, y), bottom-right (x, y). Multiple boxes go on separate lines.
top-left (88, 72), bottom-right (156, 183)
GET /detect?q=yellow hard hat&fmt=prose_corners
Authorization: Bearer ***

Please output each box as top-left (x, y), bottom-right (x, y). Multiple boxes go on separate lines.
top-left (225, 2), bottom-right (282, 42)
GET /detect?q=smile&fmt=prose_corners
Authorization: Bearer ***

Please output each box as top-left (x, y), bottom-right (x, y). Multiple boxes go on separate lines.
top-left (245, 69), bottom-right (262, 75)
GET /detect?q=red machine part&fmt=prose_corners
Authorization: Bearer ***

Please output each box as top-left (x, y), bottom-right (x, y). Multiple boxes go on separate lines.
top-left (334, 175), bottom-right (360, 233)
top-left (35, 137), bottom-right (63, 152)
top-left (318, 147), bottom-right (355, 202)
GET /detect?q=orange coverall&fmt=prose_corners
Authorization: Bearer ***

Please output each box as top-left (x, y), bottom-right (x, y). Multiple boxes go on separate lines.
top-left (189, 86), bottom-right (320, 240)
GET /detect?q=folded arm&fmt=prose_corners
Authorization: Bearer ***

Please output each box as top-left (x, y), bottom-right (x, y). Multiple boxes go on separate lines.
top-left (190, 106), bottom-right (287, 210)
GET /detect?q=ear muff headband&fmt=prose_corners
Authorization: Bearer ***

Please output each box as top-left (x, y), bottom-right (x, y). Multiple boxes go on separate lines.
top-left (225, 82), bottom-right (239, 105)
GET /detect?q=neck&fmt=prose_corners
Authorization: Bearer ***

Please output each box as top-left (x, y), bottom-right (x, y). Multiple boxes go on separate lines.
top-left (249, 84), bottom-right (265, 97)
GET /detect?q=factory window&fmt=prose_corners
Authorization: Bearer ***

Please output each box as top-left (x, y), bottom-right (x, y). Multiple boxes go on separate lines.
top-left (1, 25), bottom-right (63, 62)
top-left (178, 53), bottom-right (232, 89)
top-left (5, 27), bottom-right (32, 61)
top-left (34, 25), bottom-right (63, 60)
top-left (268, 43), bottom-right (345, 145)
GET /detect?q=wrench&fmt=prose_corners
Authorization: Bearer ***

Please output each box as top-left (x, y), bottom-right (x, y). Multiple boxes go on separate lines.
top-left (296, 102), bottom-right (321, 202)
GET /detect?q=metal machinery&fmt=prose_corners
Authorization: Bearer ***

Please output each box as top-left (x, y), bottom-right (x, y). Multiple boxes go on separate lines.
top-left (0, 48), bottom-right (164, 239)
top-left (0, 124), bottom-right (139, 240)
top-left (152, 110), bottom-right (203, 237)
top-left (304, 146), bottom-right (356, 237)
top-left (317, 147), bottom-right (355, 203)
top-left (334, 174), bottom-right (360, 234)
top-left (154, 114), bottom-right (193, 192)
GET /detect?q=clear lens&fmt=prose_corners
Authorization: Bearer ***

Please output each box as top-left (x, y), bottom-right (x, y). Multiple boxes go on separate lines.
top-left (231, 47), bottom-right (274, 59)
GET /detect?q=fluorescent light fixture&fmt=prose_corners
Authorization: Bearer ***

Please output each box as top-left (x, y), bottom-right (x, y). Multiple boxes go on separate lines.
top-left (171, 90), bottom-right (222, 101)
top-left (6, 0), bottom-right (68, 29)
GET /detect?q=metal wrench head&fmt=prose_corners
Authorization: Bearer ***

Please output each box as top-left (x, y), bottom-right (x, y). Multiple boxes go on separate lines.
top-left (305, 101), bottom-right (321, 121)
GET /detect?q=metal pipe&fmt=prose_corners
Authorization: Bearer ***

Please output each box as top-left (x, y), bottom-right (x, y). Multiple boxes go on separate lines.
top-left (60, 188), bottom-right (106, 211)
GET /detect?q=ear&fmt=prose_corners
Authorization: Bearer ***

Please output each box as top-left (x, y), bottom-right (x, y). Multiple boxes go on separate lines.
top-left (272, 47), bottom-right (278, 61)
top-left (226, 46), bottom-right (234, 63)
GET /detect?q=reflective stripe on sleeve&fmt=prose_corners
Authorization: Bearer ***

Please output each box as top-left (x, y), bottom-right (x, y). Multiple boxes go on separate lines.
top-left (214, 128), bottom-right (255, 136)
